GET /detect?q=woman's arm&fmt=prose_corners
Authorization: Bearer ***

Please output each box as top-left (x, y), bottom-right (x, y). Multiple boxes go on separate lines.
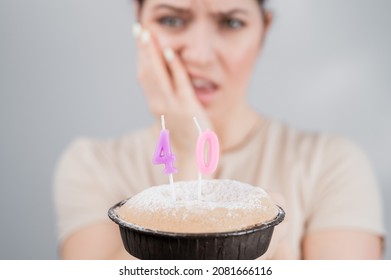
top-left (302, 230), bottom-right (383, 259)
top-left (301, 135), bottom-right (385, 260)
top-left (60, 221), bottom-right (136, 260)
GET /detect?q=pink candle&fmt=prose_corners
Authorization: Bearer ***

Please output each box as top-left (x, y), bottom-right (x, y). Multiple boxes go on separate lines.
top-left (193, 117), bottom-right (220, 200)
top-left (195, 130), bottom-right (220, 174)
top-left (153, 115), bottom-right (177, 200)
top-left (152, 129), bottom-right (177, 175)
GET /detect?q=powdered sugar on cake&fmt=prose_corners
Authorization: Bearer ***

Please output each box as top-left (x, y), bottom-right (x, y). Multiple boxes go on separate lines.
top-left (123, 179), bottom-right (270, 212)
top-left (116, 179), bottom-right (279, 233)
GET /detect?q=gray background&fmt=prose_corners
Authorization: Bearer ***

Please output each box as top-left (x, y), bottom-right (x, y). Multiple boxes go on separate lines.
top-left (0, 0), bottom-right (390, 259)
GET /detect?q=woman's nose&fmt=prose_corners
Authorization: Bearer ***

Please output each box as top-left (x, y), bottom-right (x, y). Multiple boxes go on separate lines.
top-left (180, 23), bottom-right (215, 67)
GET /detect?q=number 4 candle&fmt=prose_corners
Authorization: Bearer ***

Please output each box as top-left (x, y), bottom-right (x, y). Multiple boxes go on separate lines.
top-left (193, 117), bottom-right (220, 200)
top-left (153, 115), bottom-right (177, 200)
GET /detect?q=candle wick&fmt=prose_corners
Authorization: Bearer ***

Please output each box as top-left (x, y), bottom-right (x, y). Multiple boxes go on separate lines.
top-left (194, 116), bottom-right (203, 201)
top-left (193, 117), bottom-right (202, 134)
top-left (197, 172), bottom-right (202, 201)
top-left (161, 115), bottom-right (166, 130)
top-left (169, 174), bottom-right (176, 201)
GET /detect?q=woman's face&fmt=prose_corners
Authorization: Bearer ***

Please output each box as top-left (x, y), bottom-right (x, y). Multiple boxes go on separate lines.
top-left (138, 0), bottom-right (268, 115)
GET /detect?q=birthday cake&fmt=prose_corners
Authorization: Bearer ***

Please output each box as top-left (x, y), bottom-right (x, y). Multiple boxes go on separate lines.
top-left (108, 116), bottom-right (284, 259)
top-left (116, 179), bottom-right (279, 233)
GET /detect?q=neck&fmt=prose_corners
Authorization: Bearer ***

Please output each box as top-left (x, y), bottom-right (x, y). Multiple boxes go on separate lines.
top-left (209, 102), bottom-right (261, 153)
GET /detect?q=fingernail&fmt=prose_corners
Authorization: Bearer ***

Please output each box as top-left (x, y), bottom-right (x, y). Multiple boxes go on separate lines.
top-left (141, 30), bottom-right (150, 44)
top-left (163, 48), bottom-right (175, 62)
top-left (132, 22), bottom-right (142, 38)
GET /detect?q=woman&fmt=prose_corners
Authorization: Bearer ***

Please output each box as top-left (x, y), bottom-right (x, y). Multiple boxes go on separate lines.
top-left (54, 0), bottom-right (385, 259)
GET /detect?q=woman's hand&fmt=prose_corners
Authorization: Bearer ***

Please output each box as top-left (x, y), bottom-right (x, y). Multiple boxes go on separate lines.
top-left (133, 24), bottom-right (211, 157)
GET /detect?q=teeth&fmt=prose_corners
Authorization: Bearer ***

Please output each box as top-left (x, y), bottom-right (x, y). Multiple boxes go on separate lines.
top-left (192, 79), bottom-right (214, 88)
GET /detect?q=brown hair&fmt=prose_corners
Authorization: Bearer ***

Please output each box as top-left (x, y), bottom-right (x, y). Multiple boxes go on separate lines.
top-left (135, 0), bottom-right (267, 9)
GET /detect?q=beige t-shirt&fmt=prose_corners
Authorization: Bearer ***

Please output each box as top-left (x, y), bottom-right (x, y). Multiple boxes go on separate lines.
top-left (53, 118), bottom-right (385, 259)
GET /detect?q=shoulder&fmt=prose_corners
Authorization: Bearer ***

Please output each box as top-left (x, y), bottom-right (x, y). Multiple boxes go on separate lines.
top-left (266, 119), bottom-right (370, 168)
top-left (271, 120), bottom-right (383, 226)
top-left (54, 127), bottom-right (156, 182)
top-left (264, 118), bottom-right (379, 198)
top-left (53, 127), bottom-right (159, 243)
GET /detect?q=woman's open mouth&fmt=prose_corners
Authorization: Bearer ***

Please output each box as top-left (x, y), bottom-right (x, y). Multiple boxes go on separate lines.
top-left (191, 78), bottom-right (219, 106)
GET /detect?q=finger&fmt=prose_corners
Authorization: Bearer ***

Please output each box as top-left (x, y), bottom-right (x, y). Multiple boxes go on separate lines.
top-left (163, 47), bottom-right (195, 101)
top-left (133, 24), bottom-right (174, 111)
top-left (138, 29), bottom-right (172, 95)
top-left (162, 47), bottom-right (214, 131)
top-left (132, 22), bottom-right (142, 39)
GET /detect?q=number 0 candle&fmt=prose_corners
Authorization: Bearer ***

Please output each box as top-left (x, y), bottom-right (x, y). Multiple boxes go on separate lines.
top-left (193, 117), bottom-right (220, 200)
top-left (153, 115), bottom-right (177, 200)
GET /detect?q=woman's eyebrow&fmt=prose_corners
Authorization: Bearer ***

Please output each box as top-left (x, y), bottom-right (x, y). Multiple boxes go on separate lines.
top-left (152, 4), bottom-right (191, 15)
top-left (212, 9), bottom-right (249, 17)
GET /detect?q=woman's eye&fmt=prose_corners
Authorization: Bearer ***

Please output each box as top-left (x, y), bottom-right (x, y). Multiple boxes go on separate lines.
top-left (220, 18), bottom-right (245, 30)
top-left (158, 16), bottom-right (185, 28)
